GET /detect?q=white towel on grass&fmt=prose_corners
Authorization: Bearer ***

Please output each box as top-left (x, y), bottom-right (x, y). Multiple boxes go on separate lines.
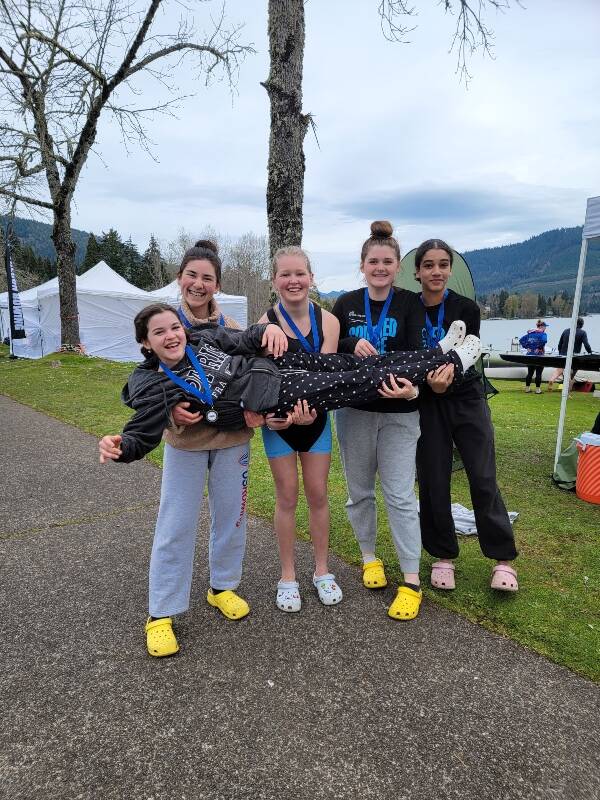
top-left (451, 503), bottom-right (519, 536)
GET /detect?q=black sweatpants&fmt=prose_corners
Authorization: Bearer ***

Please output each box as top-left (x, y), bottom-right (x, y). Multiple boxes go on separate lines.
top-left (416, 381), bottom-right (517, 561)
top-left (526, 364), bottom-right (543, 388)
top-left (269, 346), bottom-right (461, 415)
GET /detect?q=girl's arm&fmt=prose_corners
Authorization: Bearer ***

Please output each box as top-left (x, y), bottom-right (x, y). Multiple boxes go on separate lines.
top-left (197, 323), bottom-right (287, 358)
top-left (320, 310), bottom-right (340, 354)
top-left (100, 387), bottom-right (173, 464)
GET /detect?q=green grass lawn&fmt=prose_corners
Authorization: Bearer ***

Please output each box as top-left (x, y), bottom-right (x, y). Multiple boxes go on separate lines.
top-left (1, 346), bottom-right (599, 681)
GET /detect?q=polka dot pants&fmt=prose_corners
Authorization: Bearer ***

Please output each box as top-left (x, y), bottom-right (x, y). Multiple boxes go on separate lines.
top-left (269, 347), bottom-right (462, 415)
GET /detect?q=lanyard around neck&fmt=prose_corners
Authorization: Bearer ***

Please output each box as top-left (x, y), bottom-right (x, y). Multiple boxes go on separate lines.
top-left (420, 289), bottom-right (448, 346)
top-left (160, 345), bottom-right (214, 408)
top-left (178, 306), bottom-right (224, 328)
top-left (278, 302), bottom-right (320, 353)
top-left (364, 287), bottom-right (393, 352)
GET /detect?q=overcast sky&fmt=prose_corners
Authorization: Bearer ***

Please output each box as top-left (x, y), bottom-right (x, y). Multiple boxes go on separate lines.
top-left (69, 0), bottom-right (600, 292)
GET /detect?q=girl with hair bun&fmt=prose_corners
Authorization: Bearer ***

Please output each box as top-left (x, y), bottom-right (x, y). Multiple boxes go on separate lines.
top-left (332, 221), bottom-right (424, 621)
top-left (257, 245), bottom-right (343, 613)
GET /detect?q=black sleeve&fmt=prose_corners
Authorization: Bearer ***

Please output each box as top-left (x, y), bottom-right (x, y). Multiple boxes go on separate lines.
top-left (464, 301), bottom-right (480, 337)
top-left (558, 331), bottom-right (567, 352)
top-left (582, 331), bottom-right (592, 353)
top-left (332, 293), bottom-right (361, 354)
top-left (117, 387), bottom-right (173, 463)
top-left (194, 323), bottom-right (269, 356)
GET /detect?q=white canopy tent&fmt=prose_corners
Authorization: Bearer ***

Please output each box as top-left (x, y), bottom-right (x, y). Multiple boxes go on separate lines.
top-left (0, 276), bottom-right (59, 358)
top-left (149, 280), bottom-right (248, 329)
top-left (36, 261), bottom-right (156, 361)
top-left (2, 263), bottom-right (249, 361)
top-left (554, 195), bottom-right (600, 470)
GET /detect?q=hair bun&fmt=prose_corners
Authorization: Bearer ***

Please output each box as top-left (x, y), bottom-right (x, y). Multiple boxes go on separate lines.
top-left (370, 220), bottom-right (393, 239)
top-left (195, 238), bottom-right (218, 254)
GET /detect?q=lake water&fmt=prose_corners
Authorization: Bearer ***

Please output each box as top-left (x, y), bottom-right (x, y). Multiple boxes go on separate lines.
top-left (480, 314), bottom-right (600, 353)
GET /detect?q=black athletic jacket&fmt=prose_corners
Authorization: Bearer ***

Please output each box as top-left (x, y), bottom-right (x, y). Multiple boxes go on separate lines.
top-left (118, 323), bottom-right (278, 462)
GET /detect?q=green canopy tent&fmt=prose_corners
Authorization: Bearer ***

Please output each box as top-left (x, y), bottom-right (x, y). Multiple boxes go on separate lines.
top-left (397, 247), bottom-right (476, 299)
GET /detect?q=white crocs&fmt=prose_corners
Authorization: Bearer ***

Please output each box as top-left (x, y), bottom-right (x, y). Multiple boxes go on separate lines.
top-left (454, 334), bottom-right (481, 372)
top-left (438, 320), bottom-right (466, 354)
top-left (313, 573), bottom-right (343, 606)
top-left (276, 580), bottom-right (301, 613)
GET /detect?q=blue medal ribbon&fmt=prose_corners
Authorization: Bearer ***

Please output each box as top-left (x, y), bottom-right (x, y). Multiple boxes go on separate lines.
top-left (420, 289), bottom-right (448, 347)
top-left (364, 287), bottom-right (393, 353)
top-left (160, 345), bottom-right (214, 410)
top-left (178, 306), bottom-right (224, 328)
top-left (277, 302), bottom-right (320, 353)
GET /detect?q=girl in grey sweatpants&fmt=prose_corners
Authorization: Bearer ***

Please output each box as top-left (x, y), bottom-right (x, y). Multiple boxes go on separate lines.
top-left (149, 443), bottom-right (249, 617)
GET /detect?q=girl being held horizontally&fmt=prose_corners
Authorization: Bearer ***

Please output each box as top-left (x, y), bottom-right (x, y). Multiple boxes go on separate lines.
top-left (258, 246), bottom-right (342, 613)
top-left (332, 221), bottom-right (424, 621)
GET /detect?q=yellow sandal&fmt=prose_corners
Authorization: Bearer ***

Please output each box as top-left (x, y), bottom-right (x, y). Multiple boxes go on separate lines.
top-left (145, 617), bottom-right (179, 657)
top-left (388, 586), bottom-right (422, 620)
top-left (362, 558), bottom-right (387, 589)
top-left (207, 589), bottom-right (250, 620)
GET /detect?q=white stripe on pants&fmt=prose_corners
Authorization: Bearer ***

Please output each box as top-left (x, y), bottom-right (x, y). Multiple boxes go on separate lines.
top-left (335, 408), bottom-right (421, 574)
top-left (149, 443), bottom-right (249, 617)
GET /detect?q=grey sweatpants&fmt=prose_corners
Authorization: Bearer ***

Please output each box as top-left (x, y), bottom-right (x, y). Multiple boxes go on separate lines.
top-left (335, 408), bottom-right (421, 574)
top-left (148, 443), bottom-right (249, 617)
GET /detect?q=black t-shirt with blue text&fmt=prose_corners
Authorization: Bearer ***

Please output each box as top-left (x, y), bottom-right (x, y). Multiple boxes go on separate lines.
top-left (332, 286), bottom-right (415, 413)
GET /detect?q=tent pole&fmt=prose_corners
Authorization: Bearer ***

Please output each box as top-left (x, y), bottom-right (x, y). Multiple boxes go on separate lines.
top-left (553, 237), bottom-right (588, 471)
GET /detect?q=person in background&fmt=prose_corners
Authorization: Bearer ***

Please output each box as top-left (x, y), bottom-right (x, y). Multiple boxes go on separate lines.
top-left (332, 221), bottom-right (424, 621)
top-left (519, 320), bottom-right (548, 394)
top-left (257, 246), bottom-right (343, 613)
top-left (404, 238), bottom-right (519, 593)
top-left (547, 318), bottom-right (593, 391)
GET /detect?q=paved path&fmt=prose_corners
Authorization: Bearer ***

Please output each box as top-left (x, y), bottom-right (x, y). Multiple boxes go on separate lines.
top-left (1, 395), bottom-right (598, 800)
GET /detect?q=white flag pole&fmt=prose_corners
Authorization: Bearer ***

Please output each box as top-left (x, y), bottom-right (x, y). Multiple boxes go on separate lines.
top-left (553, 195), bottom-right (600, 471)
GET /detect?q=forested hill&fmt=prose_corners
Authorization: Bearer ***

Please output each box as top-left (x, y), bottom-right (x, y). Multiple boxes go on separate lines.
top-left (1, 215), bottom-right (89, 267)
top-left (464, 226), bottom-right (600, 296)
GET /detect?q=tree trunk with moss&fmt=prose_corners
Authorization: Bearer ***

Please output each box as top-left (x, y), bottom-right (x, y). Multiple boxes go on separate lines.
top-left (262, 0), bottom-right (309, 257)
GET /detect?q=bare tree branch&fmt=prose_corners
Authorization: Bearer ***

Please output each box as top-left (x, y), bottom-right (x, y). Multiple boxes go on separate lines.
top-left (0, 187), bottom-right (53, 208)
top-left (0, 0), bottom-right (253, 347)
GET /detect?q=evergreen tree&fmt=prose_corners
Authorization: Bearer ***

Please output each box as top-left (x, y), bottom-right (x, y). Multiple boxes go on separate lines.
top-left (121, 237), bottom-right (143, 285)
top-left (136, 235), bottom-right (168, 290)
top-left (82, 233), bottom-right (101, 272)
top-left (98, 229), bottom-right (126, 275)
top-left (498, 289), bottom-right (509, 315)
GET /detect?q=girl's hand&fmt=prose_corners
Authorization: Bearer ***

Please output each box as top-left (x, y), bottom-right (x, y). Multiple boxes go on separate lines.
top-left (427, 363), bottom-right (455, 394)
top-left (172, 401), bottom-right (203, 427)
top-left (289, 399), bottom-right (318, 425)
top-left (243, 410), bottom-right (266, 428)
top-left (264, 412), bottom-right (293, 430)
top-left (354, 338), bottom-right (378, 359)
top-left (262, 324), bottom-right (288, 358)
top-left (378, 374), bottom-right (419, 400)
top-left (99, 434), bottom-right (122, 463)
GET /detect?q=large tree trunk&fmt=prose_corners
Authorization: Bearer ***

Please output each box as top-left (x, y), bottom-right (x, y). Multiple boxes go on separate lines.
top-left (52, 207), bottom-right (80, 349)
top-left (263, 0), bottom-right (309, 256)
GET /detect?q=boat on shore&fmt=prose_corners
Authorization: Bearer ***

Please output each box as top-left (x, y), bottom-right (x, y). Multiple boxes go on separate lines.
top-left (483, 350), bottom-right (600, 383)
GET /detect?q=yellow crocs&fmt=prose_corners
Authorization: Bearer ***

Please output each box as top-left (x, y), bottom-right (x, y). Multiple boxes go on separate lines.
top-left (388, 586), bottom-right (423, 621)
top-left (362, 558), bottom-right (387, 589)
top-left (145, 617), bottom-right (179, 657)
top-left (206, 589), bottom-right (250, 620)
